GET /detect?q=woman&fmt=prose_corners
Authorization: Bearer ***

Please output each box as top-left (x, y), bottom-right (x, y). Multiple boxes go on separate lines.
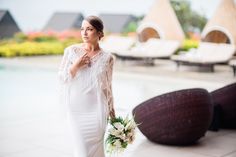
top-left (58, 15), bottom-right (116, 157)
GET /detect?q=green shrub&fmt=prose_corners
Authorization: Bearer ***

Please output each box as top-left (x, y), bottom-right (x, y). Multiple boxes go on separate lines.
top-left (180, 39), bottom-right (199, 52)
top-left (0, 31), bottom-right (82, 57)
top-left (0, 41), bottom-right (65, 57)
top-left (61, 38), bottom-right (82, 48)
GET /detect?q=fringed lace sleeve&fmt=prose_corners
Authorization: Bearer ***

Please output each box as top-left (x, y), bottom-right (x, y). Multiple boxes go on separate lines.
top-left (102, 55), bottom-right (115, 117)
top-left (58, 47), bottom-right (73, 84)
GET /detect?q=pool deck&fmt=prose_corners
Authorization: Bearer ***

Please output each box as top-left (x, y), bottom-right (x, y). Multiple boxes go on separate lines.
top-left (0, 55), bottom-right (235, 157)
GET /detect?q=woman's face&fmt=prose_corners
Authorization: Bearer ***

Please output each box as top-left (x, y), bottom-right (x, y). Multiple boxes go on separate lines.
top-left (81, 20), bottom-right (100, 44)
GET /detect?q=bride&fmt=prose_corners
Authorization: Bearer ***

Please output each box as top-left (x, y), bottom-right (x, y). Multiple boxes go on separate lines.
top-left (58, 15), bottom-right (116, 157)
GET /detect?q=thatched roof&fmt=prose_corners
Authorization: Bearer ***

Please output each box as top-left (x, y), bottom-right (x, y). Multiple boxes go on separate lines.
top-left (43, 12), bottom-right (84, 31)
top-left (0, 10), bottom-right (21, 39)
top-left (202, 0), bottom-right (236, 45)
top-left (137, 0), bottom-right (185, 42)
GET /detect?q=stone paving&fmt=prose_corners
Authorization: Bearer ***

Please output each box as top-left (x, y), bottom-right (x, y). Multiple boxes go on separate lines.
top-left (0, 56), bottom-right (235, 157)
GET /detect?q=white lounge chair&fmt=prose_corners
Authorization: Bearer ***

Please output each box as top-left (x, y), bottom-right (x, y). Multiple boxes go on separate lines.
top-left (229, 59), bottom-right (236, 76)
top-left (111, 38), bottom-right (181, 63)
top-left (171, 42), bottom-right (236, 72)
top-left (99, 35), bottom-right (136, 53)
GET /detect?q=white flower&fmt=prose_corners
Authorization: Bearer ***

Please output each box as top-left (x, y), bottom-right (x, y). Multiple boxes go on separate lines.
top-left (113, 139), bottom-right (122, 148)
top-left (124, 115), bottom-right (130, 124)
top-left (109, 128), bottom-right (120, 136)
top-left (118, 133), bottom-right (126, 140)
top-left (125, 120), bottom-right (136, 131)
top-left (113, 122), bottom-right (125, 132)
top-left (125, 122), bottom-right (131, 131)
top-left (106, 115), bottom-right (137, 155)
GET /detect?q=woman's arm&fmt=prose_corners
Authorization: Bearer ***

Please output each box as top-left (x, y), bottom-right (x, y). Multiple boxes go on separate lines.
top-left (105, 55), bottom-right (116, 119)
top-left (69, 61), bottom-right (81, 78)
top-left (58, 47), bottom-right (91, 83)
top-left (70, 51), bottom-right (91, 77)
top-left (58, 47), bottom-right (73, 84)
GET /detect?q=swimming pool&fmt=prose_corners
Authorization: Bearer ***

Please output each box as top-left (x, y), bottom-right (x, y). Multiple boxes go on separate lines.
top-left (0, 62), bottom-right (225, 123)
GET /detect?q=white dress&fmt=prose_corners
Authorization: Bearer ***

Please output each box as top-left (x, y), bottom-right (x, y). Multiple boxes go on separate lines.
top-left (58, 44), bottom-right (114, 157)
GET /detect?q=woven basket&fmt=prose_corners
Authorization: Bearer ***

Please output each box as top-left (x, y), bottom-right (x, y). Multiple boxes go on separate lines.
top-left (132, 88), bottom-right (213, 145)
top-left (211, 83), bottom-right (236, 128)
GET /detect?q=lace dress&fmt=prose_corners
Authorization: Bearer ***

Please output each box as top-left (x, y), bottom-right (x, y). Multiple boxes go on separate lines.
top-left (58, 44), bottom-right (114, 157)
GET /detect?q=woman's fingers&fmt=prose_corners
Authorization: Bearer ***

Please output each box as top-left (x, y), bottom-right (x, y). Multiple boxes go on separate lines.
top-left (80, 54), bottom-right (91, 66)
top-left (74, 53), bottom-right (91, 68)
top-left (84, 57), bottom-right (90, 64)
top-left (82, 52), bottom-right (88, 58)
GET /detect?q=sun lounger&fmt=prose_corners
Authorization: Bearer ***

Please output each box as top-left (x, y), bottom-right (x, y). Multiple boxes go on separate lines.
top-left (229, 59), bottom-right (236, 76)
top-left (99, 35), bottom-right (136, 53)
top-left (171, 42), bottom-right (236, 72)
top-left (111, 38), bottom-right (181, 63)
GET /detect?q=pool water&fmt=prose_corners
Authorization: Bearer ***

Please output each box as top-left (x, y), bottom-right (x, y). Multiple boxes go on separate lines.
top-left (0, 63), bottom-right (224, 124)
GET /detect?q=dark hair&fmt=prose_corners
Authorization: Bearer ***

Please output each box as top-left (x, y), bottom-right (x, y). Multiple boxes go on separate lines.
top-left (85, 15), bottom-right (104, 33)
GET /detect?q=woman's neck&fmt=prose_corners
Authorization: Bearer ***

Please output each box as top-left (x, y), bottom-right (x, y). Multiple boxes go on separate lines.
top-left (84, 42), bottom-right (100, 52)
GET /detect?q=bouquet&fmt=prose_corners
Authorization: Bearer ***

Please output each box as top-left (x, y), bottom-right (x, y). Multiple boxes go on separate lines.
top-left (105, 115), bottom-right (137, 154)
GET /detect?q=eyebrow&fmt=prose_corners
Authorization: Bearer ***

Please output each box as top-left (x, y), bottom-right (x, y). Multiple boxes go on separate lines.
top-left (81, 26), bottom-right (94, 29)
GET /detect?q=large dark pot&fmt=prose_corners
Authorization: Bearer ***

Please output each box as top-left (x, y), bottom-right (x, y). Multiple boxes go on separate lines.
top-left (132, 88), bottom-right (213, 145)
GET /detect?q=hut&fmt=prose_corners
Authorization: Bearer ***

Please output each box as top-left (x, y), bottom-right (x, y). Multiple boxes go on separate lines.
top-left (43, 12), bottom-right (84, 31)
top-left (0, 10), bottom-right (21, 39)
top-left (137, 0), bottom-right (185, 42)
top-left (99, 14), bottom-right (137, 33)
top-left (201, 0), bottom-right (236, 45)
